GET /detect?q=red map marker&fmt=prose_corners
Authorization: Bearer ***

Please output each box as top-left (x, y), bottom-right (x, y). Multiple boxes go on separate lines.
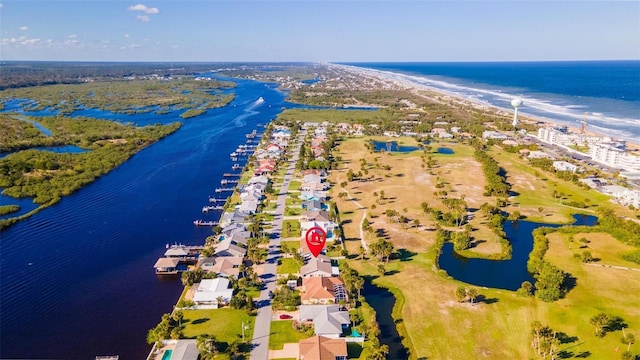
top-left (305, 227), bottom-right (327, 257)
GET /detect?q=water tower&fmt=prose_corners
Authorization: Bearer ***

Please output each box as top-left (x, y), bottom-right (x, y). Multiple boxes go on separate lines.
top-left (511, 98), bottom-right (523, 128)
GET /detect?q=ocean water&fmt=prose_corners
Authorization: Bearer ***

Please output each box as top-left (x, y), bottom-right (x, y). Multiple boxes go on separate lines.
top-left (0, 76), bottom-right (292, 359)
top-left (342, 61), bottom-right (640, 143)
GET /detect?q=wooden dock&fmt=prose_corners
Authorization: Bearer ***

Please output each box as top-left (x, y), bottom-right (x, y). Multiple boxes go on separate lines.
top-left (202, 205), bottom-right (224, 212)
top-left (223, 173), bottom-right (242, 177)
top-left (193, 220), bottom-right (219, 226)
top-left (209, 196), bottom-right (227, 203)
top-left (221, 179), bottom-right (239, 185)
top-left (215, 188), bottom-right (234, 193)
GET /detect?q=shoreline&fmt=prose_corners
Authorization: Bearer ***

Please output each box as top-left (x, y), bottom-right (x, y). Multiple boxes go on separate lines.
top-left (331, 63), bottom-right (640, 150)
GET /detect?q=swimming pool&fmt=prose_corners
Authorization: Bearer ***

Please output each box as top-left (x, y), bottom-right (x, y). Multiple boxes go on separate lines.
top-left (161, 349), bottom-right (173, 360)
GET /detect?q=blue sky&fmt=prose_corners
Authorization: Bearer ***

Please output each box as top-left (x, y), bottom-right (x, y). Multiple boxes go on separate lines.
top-left (1, 0), bottom-right (638, 62)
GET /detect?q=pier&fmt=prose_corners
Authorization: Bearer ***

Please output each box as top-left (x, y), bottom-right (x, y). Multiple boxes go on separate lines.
top-left (215, 187), bottom-right (234, 193)
top-left (223, 173), bottom-right (242, 177)
top-left (208, 196), bottom-right (227, 203)
top-left (232, 164), bottom-right (243, 171)
top-left (221, 179), bottom-right (239, 185)
top-left (193, 220), bottom-right (219, 226)
top-left (202, 205), bottom-right (224, 212)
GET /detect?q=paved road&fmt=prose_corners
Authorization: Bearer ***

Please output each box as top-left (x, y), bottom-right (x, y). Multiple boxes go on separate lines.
top-left (250, 129), bottom-right (305, 360)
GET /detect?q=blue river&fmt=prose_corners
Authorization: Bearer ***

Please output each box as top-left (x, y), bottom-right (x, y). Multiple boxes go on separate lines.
top-left (0, 77), bottom-right (295, 359)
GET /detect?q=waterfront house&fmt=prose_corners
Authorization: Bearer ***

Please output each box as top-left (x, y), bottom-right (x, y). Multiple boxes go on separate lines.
top-left (193, 278), bottom-right (234, 308)
top-left (153, 257), bottom-right (180, 274)
top-left (198, 256), bottom-right (243, 278)
top-left (219, 211), bottom-right (249, 228)
top-left (171, 340), bottom-right (199, 360)
top-left (300, 277), bottom-right (348, 305)
top-left (214, 238), bottom-right (247, 258)
top-left (299, 305), bottom-right (350, 338)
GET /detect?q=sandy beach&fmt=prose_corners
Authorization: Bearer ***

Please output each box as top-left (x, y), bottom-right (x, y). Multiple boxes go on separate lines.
top-left (332, 63), bottom-right (640, 151)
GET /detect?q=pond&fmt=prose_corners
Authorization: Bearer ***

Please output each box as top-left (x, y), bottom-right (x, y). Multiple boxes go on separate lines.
top-left (372, 141), bottom-right (420, 153)
top-left (438, 214), bottom-right (598, 290)
top-left (436, 147), bottom-right (455, 154)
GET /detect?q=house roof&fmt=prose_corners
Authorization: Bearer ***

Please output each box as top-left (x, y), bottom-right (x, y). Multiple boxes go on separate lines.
top-left (299, 305), bottom-right (350, 337)
top-left (303, 199), bottom-right (323, 210)
top-left (199, 256), bottom-right (242, 277)
top-left (301, 210), bottom-right (330, 223)
top-left (299, 335), bottom-right (348, 359)
top-left (171, 340), bottom-right (199, 360)
top-left (193, 278), bottom-right (234, 303)
top-left (154, 257), bottom-right (180, 269)
top-left (164, 246), bottom-right (190, 257)
top-left (301, 277), bottom-right (346, 302)
top-left (300, 258), bottom-right (333, 277)
top-left (214, 239), bottom-right (247, 257)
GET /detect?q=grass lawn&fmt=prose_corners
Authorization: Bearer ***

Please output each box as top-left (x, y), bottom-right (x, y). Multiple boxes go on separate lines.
top-left (286, 195), bottom-right (302, 206)
top-left (281, 240), bottom-right (300, 252)
top-left (268, 320), bottom-right (309, 350)
top-left (285, 207), bottom-right (302, 216)
top-left (282, 219), bottom-right (301, 238)
top-left (288, 180), bottom-right (302, 191)
top-left (181, 308), bottom-right (254, 344)
top-left (277, 257), bottom-right (301, 275)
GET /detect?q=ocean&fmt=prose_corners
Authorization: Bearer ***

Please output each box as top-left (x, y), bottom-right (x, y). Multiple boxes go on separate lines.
top-left (343, 61), bottom-right (640, 143)
top-left (0, 76), bottom-right (293, 359)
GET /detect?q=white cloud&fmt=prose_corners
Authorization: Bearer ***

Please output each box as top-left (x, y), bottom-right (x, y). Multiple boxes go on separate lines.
top-left (67, 34), bottom-right (78, 39)
top-left (124, 33), bottom-right (131, 38)
top-left (0, 3), bottom-right (3, 9)
top-left (19, 26), bottom-right (28, 31)
top-left (127, 4), bottom-right (159, 14)
top-left (136, 15), bottom-right (151, 22)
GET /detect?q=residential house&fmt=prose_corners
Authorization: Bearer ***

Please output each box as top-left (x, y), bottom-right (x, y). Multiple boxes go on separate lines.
top-left (299, 336), bottom-right (347, 360)
top-left (198, 256), bottom-right (243, 278)
top-left (300, 257), bottom-right (334, 278)
top-left (153, 257), bottom-right (180, 274)
top-left (169, 340), bottom-right (199, 360)
top-left (214, 238), bottom-right (247, 258)
top-left (553, 161), bottom-right (579, 173)
top-left (192, 278), bottom-right (234, 308)
top-left (299, 305), bottom-right (350, 338)
top-left (302, 200), bottom-right (324, 212)
top-left (300, 190), bottom-right (327, 201)
top-left (300, 210), bottom-right (336, 238)
top-left (218, 211), bottom-right (249, 228)
top-left (301, 277), bottom-right (348, 305)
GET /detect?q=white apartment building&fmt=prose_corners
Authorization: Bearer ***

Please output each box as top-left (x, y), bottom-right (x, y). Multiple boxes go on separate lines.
top-left (617, 189), bottom-right (640, 209)
top-left (590, 143), bottom-right (640, 171)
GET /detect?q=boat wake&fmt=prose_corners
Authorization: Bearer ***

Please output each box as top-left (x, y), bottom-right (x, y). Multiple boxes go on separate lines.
top-left (233, 97), bottom-right (264, 127)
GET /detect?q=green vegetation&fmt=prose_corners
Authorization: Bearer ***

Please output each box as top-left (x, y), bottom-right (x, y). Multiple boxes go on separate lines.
top-left (268, 320), bottom-right (310, 350)
top-left (181, 308), bottom-right (254, 344)
top-left (277, 257), bottom-right (302, 275)
top-left (0, 114), bottom-right (181, 229)
top-left (622, 250), bottom-right (640, 265)
top-left (281, 219), bottom-right (301, 238)
top-left (0, 205), bottom-right (20, 216)
top-left (1, 78), bottom-right (235, 116)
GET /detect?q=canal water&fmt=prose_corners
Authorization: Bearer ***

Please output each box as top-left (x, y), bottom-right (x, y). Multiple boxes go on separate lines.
top-left (363, 281), bottom-right (409, 359)
top-left (439, 214), bottom-right (598, 290)
top-left (0, 76), bottom-right (293, 359)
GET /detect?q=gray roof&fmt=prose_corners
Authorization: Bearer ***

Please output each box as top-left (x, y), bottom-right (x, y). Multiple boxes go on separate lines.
top-left (299, 305), bottom-right (350, 337)
top-left (171, 340), bottom-right (199, 360)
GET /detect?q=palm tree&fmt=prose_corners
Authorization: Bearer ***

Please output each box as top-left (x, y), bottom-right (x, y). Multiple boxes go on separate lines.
top-left (196, 334), bottom-right (218, 359)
